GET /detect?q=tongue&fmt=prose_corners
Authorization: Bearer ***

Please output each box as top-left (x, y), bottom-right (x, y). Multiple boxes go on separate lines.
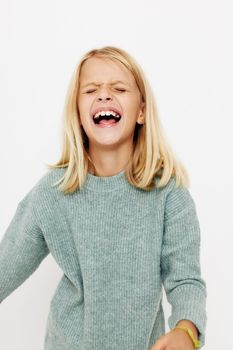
top-left (99, 119), bottom-right (116, 125)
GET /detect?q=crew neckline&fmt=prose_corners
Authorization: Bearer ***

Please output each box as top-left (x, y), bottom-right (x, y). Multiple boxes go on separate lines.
top-left (84, 169), bottom-right (129, 192)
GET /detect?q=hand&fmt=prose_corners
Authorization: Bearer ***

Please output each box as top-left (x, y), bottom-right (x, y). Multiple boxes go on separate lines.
top-left (150, 328), bottom-right (195, 350)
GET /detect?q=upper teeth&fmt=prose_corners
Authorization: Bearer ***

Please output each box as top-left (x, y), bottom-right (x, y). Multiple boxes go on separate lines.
top-left (93, 110), bottom-right (121, 119)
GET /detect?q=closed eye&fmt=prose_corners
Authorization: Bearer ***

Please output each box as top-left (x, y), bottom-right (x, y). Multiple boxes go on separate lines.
top-left (86, 90), bottom-right (96, 93)
top-left (85, 88), bottom-right (126, 94)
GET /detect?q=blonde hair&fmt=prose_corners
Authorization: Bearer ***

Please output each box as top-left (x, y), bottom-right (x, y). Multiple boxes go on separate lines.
top-left (47, 46), bottom-right (190, 194)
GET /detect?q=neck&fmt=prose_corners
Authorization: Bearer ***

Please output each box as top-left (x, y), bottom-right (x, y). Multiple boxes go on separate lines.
top-left (87, 143), bottom-right (134, 177)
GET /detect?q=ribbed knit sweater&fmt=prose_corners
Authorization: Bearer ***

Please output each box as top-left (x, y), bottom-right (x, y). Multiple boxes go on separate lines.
top-left (0, 168), bottom-right (207, 349)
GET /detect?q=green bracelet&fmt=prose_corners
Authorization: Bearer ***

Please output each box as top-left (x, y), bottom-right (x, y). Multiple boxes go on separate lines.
top-left (174, 326), bottom-right (202, 349)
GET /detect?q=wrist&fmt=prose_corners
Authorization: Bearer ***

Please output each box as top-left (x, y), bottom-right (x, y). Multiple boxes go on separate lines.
top-left (175, 320), bottom-right (199, 339)
top-left (173, 326), bottom-right (202, 349)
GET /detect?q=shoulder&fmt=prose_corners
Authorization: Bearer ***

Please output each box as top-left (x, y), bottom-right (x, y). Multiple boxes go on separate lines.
top-left (32, 167), bottom-right (67, 199)
top-left (162, 176), bottom-right (196, 221)
top-left (18, 167), bottom-right (67, 218)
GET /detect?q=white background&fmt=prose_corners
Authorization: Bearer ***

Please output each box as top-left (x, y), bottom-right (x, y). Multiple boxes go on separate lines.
top-left (0, 0), bottom-right (232, 349)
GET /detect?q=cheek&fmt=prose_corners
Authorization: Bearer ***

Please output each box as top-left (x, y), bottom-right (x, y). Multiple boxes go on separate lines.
top-left (126, 105), bottom-right (141, 120)
top-left (78, 95), bottom-right (93, 113)
top-left (78, 108), bottom-right (92, 128)
top-left (77, 99), bottom-right (88, 119)
top-left (123, 95), bottom-right (141, 113)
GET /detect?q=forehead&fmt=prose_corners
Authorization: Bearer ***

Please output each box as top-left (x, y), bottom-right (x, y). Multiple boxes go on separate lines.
top-left (79, 57), bottom-right (136, 86)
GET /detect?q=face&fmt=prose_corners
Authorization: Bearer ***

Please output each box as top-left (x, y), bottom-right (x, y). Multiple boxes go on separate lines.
top-left (77, 57), bottom-right (145, 150)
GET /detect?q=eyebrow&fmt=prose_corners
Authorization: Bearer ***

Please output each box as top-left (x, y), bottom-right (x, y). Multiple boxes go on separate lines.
top-left (81, 80), bottom-right (130, 88)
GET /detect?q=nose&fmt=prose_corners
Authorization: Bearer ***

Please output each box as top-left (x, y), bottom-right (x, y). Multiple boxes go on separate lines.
top-left (97, 96), bottom-right (112, 101)
top-left (96, 87), bottom-right (113, 102)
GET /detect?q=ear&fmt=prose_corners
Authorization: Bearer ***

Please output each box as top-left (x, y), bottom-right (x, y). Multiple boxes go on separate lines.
top-left (136, 102), bottom-right (145, 125)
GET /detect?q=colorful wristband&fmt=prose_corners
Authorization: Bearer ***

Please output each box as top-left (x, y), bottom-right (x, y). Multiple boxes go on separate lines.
top-left (174, 326), bottom-right (202, 349)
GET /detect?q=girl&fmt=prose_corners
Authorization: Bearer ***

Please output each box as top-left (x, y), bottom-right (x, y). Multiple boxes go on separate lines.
top-left (0, 46), bottom-right (207, 350)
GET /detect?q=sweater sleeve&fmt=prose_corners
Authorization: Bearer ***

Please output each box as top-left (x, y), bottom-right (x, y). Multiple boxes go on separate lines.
top-left (0, 191), bottom-right (50, 303)
top-left (160, 179), bottom-right (207, 348)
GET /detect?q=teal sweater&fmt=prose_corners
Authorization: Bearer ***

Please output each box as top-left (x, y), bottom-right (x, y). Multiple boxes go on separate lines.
top-left (0, 168), bottom-right (207, 349)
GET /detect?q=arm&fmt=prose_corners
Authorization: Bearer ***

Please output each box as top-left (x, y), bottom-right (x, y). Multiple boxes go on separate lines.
top-left (0, 192), bottom-right (50, 303)
top-left (160, 179), bottom-right (207, 347)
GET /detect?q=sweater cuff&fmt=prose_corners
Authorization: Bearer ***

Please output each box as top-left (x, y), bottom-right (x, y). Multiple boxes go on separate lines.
top-left (168, 295), bottom-right (207, 348)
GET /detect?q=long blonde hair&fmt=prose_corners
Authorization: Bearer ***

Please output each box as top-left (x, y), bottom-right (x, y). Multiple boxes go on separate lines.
top-left (47, 46), bottom-right (190, 194)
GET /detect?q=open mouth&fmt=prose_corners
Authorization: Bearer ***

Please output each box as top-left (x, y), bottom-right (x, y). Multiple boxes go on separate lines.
top-left (92, 111), bottom-right (122, 125)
